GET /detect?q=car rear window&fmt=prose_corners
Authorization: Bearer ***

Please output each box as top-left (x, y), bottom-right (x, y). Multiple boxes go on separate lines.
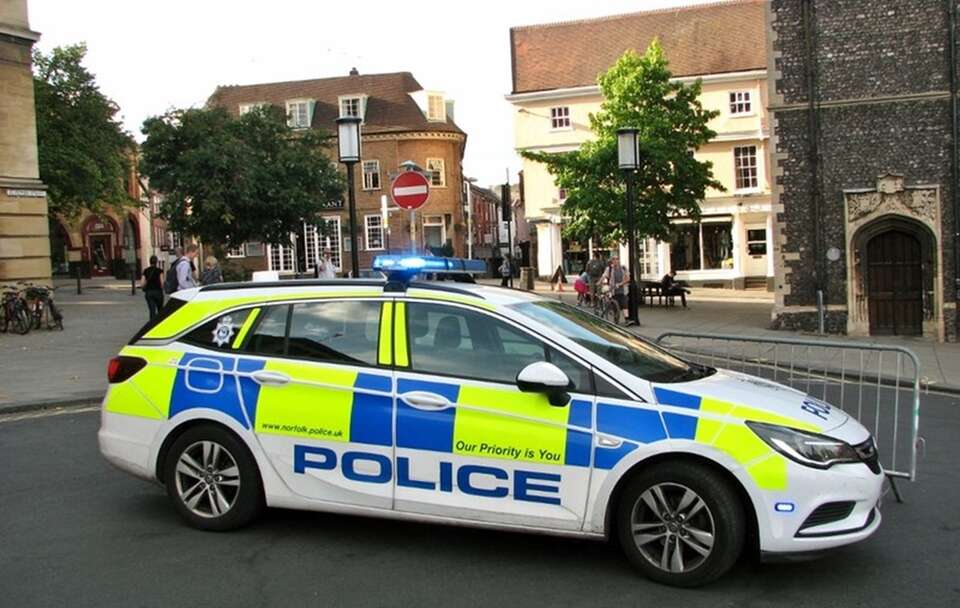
top-left (128, 297), bottom-right (187, 344)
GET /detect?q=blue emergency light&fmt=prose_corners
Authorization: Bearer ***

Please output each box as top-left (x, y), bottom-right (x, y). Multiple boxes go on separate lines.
top-left (372, 255), bottom-right (486, 289)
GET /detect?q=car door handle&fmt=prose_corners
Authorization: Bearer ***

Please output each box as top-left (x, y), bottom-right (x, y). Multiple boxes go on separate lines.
top-left (251, 370), bottom-right (291, 386)
top-left (402, 392), bottom-right (452, 411)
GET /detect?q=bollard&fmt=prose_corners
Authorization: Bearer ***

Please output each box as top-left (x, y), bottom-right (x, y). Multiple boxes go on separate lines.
top-left (75, 264), bottom-right (82, 295)
top-left (130, 265), bottom-right (136, 296)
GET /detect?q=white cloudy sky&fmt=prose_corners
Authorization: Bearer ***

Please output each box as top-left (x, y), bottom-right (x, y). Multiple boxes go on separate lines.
top-left (29, 0), bottom-right (713, 186)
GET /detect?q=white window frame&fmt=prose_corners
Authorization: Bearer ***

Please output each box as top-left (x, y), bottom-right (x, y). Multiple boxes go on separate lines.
top-left (423, 214), bottom-right (446, 249)
top-left (364, 214), bottom-right (385, 251)
top-left (244, 241), bottom-right (264, 257)
top-left (338, 95), bottom-right (366, 120)
top-left (165, 231), bottom-right (182, 251)
top-left (226, 244), bottom-right (245, 258)
top-left (239, 102), bottom-right (267, 116)
top-left (426, 158), bottom-right (446, 188)
top-left (285, 99), bottom-right (313, 129)
top-left (362, 160), bottom-right (381, 191)
top-left (303, 216), bottom-right (343, 272)
top-left (733, 145), bottom-right (759, 191)
top-left (550, 106), bottom-right (571, 130)
top-left (427, 94), bottom-right (446, 122)
top-left (267, 241), bottom-right (296, 274)
top-left (728, 91), bottom-right (753, 116)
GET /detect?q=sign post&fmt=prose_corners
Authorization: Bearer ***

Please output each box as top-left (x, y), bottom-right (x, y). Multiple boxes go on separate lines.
top-left (390, 170), bottom-right (431, 255)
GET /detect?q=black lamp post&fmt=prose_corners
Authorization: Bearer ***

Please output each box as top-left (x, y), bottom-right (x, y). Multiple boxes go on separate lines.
top-left (337, 116), bottom-right (362, 277)
top-left (617, 127), bottom-right (641, 326)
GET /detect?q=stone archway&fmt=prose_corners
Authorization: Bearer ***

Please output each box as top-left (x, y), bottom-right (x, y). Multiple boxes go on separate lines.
top-left (844, 174), bottom-right (942, 339)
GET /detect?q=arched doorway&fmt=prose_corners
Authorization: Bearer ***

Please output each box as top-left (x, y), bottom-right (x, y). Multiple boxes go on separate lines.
top-left (866, 229), bottom-right (923, 335)
top-left (81, 214), bottom-right (119, 277)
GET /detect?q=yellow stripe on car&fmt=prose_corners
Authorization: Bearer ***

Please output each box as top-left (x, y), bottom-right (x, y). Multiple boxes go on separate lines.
top-left (253, 360), bottom-right (357, 441)
top-left (378, 302), bottom-right (393, 366)
top-left (232, 308), bottom-right (261, 349)
top-left (393, 302), bottom-right (409, 367)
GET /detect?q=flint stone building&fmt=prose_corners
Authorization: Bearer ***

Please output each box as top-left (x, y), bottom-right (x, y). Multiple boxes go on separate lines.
top-left (767, 0), bottom-right (959, 340)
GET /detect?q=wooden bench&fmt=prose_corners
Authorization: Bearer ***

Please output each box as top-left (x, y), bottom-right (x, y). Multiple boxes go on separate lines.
top-left (639, 280), bottom-right (678, 307)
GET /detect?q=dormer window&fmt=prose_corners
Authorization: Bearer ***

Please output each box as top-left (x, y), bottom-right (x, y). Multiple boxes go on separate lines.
top-left (427, 94), bottom-right (446, 121)
top-left (239, 102), bottom-right (267, 116)
top-left (286, 99), bottom-right (313, 128)
top-left (339, 95), bottom-right (366, 119)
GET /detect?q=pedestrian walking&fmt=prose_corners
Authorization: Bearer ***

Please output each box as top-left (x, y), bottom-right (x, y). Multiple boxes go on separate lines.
top-left (201, 256), bottom-right (223, 286)
top-left (141, 255), bottom-right (164, 319)
top-left (499, 255), bottom-right (513, 287)
top-left (315, 248), bottom-right (337, 279)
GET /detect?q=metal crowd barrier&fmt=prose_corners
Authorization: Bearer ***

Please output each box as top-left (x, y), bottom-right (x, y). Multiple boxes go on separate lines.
top-left (654, 331), bottom-right (923, 497)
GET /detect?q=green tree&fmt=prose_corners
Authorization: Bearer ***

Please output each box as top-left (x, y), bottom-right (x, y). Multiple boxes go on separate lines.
top-left (33, 44), bottom-right (135, 217)
top-left (140, 106), bottom-right (344, 252)
top-left (522, 40), bottom-right (722, 247)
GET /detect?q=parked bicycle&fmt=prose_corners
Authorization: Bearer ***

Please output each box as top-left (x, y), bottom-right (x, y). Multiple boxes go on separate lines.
top-left (24, 283), bottom-right (63, 331)
top-left (0, 284), bottom-right (32, 335)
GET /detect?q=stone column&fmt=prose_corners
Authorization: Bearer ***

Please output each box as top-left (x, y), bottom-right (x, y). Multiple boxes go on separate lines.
top-left (0, 2), bottom-right (51, 284)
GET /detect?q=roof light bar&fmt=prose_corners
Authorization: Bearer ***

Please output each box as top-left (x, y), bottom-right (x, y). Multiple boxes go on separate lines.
top-left (372, 255), bottom-right (486, 274)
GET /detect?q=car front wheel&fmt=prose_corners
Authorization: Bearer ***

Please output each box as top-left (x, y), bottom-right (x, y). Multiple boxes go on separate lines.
top-left (616, 461), bottom-right (745, 587)
top-left (163, 425), bottom-right (263, 531)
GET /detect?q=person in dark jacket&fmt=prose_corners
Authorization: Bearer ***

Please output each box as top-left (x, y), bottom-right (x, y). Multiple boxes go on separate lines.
top-left (201, 256), bottom-right (223, 286)
top-left (661, 269), bottom-right (690, 308)
top-left (141, 255), bottom-right (164, 319)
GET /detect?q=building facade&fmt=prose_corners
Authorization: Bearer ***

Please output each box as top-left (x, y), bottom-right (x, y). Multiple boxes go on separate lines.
top-left (768, 0), bottom-right (958, 340)
top-left (49, 165), bottom-right (170, 278)
top-left (0, 0), bottom-right (51, 285)
top-left (209, 70), bottom-right (466, 277)
top-left (507, 0), bottom-right (773, 288)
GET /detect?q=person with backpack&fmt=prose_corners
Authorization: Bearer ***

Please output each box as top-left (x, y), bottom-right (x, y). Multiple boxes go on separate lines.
top-left (164, 244), bottom-right (199, 294)
top-left (141, 255), bottom-right (164, 319)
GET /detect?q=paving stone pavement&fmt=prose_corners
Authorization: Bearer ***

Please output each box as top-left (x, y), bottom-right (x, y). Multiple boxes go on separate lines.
top-left (0, 277), bottom-right (956, 411)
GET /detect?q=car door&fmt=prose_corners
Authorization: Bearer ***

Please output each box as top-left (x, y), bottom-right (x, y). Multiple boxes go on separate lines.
top-left (390, 299), bottom-right (595, 531)
top-left (242, 298), bottom-right (395, 510)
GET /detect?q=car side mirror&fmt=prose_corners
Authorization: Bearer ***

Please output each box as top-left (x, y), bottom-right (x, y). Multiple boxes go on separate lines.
top-left (516, 361), bottom-right (572, 407)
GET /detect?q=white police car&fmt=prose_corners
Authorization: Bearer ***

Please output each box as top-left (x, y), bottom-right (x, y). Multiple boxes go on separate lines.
top-left (99, 255), bottom-right (883, 587)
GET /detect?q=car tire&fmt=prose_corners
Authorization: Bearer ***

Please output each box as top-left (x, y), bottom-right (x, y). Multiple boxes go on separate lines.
top-left (616, 461), bottom-right (745, 587)
top-left (163, 424), bottom-right (264, 531)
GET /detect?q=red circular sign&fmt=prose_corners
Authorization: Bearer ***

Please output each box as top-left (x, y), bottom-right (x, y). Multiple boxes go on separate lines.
top-left (391, 171), bottom-right (431, 210)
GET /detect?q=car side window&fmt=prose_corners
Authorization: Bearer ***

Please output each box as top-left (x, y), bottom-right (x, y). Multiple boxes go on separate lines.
top-left (244, 304), bottom-right (289, 356)
top-left (182, 308), bottom-right (254, 351)
top-left (547, 347), bottom-right (592, 394)
top-left (406, 302), bottom-right (589, 390)
top-left (287, 300), bottom-right (381, 366)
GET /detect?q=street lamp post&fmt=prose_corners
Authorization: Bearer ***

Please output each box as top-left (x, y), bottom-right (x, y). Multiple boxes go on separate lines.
top-left (617, 127), bottom-right (641, 326)
top-left (337, 116), bottom-right (362, 277)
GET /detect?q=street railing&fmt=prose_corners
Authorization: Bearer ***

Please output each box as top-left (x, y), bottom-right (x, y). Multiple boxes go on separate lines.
top-left (654, 331), bottom-right (922, 488)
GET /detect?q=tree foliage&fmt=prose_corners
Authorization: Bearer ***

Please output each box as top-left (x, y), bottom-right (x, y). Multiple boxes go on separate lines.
top-left (33, 44), bottom-right (135, 217)
top-left (139, 106), bottom-right (344, 250)
top-left (522, 40), bottom-right (722, 246)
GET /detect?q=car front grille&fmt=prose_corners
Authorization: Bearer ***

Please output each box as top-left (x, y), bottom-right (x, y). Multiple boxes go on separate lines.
top-left (798, 501), bottom-right (856, 532)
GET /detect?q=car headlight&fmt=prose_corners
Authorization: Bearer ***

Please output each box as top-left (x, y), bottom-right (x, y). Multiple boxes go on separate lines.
top-left (746, 421), bottom-right (861, 469)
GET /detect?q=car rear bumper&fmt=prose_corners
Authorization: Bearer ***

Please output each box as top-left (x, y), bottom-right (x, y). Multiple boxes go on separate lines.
top-left (98, 409), bottom-right (161, 482)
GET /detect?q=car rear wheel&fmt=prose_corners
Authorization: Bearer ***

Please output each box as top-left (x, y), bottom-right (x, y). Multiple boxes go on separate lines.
top-left (163, 425), bottom-right (263, 531)
top-left (616, 461), bottom-right (745, 587)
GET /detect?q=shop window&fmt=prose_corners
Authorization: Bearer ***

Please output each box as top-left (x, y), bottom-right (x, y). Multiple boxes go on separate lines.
top-left (670, 220), bottom-right (732, 271)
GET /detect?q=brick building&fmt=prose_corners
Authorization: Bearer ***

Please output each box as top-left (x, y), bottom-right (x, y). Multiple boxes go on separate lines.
top-left (208, 70), bottom-right (466, 276)
top-left (0, 0), bottom-right (51, 285)
top-left (768, 0), bottom-right (958, 340)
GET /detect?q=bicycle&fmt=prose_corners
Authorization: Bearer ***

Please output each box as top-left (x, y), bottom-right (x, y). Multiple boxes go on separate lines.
top-left (0, 284), bottom-right (32, 335)
top-left (24, 283), bottom-right (64, 331)
top-left (595, 283), bottom-right (622, 325)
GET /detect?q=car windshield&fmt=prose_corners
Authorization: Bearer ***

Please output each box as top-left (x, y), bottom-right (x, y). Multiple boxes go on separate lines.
top-left (509, 300), bottom-right (714, 384)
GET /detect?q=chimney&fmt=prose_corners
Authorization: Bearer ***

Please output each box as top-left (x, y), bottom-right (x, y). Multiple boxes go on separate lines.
top-left (349, 67), bottom-right (359, 76)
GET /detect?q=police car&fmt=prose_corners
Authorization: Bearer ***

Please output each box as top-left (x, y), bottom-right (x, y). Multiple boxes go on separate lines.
top-left (99, 255), bottom-right (882, 587)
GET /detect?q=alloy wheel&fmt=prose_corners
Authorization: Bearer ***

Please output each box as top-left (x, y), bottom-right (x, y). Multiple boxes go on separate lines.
top-left (174, 440), bottom-right (241, 518)
top-left (630, 482), bottom-right (716, 574)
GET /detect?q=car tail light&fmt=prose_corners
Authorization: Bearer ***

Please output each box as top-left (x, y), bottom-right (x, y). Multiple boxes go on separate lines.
top-left (107, 356), bottom-right (147, 384)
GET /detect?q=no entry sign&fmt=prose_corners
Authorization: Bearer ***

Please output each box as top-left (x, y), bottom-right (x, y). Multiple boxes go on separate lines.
top-left (391, 171), bottom-right (430, 210)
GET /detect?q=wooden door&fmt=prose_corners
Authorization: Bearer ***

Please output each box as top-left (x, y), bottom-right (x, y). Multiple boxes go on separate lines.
top-left (867, 230), bottom-right (923, 336)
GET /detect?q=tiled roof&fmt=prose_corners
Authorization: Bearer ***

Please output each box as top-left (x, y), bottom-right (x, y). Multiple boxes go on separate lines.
top-left (208, 71), bottom-right (463, 135)
top-left (510, 0), bottom-right (766, 94)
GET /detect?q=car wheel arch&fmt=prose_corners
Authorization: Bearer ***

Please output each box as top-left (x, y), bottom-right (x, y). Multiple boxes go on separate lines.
top-left (155, 418), bottom-right (260, 488)
top-left (603, 451), bottom-right (760, 557)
